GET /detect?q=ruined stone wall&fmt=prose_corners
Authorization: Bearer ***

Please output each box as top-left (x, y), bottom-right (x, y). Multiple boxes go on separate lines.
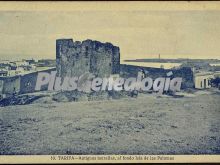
top-left (120, 64), bottom-right (194, 89)
top-left (0, 80), bottom-right (3, 94)
top-left (0, 76), bottom-right (20, 96)
top-left (20, 68), bottom-right (56, 94)
top-left (0, 68), bottom-right (56, 95)
top-left (56, 39), bottom-right (120, 78)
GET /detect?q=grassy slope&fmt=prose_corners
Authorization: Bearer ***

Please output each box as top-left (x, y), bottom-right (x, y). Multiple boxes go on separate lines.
top-left (0, 91), bottom-right (220, 154)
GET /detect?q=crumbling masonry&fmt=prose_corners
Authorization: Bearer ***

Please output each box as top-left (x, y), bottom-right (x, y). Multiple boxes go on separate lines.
top-left (56, 39), bottom-right (120, 78)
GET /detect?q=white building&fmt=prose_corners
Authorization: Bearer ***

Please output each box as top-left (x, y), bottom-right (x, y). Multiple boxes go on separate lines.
top-left (194, 72), bottom-right (214, 89)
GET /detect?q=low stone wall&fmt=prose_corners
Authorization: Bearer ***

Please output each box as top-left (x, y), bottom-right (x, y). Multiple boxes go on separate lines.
top-left (0, 76), bottom-right (20, 96)
top-left (0, 68), bottom-right (56, 96)
top-left (20, 68), bottom-right (56, 94)
top-left (120, 64), bottom-right (194, 89)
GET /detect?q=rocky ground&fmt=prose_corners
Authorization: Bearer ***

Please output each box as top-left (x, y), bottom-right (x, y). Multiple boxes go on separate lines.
top-left (0, 89), bottom-right (220, 155)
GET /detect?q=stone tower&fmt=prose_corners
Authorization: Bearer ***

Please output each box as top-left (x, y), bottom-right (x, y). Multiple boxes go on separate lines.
top-left (56, 39), bottom-right (120, 78)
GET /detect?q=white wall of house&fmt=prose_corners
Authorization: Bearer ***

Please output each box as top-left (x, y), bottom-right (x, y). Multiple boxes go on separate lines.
top-left (195, 74), bottom-right (214, 89)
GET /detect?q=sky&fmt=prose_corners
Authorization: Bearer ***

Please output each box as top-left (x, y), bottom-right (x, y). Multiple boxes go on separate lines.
top-left (0, 2), bottom-right (220, 61)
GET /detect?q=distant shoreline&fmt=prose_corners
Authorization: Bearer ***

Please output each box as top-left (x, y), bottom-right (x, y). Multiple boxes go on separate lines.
top-left (124, 58), bottom-right (220, 64)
